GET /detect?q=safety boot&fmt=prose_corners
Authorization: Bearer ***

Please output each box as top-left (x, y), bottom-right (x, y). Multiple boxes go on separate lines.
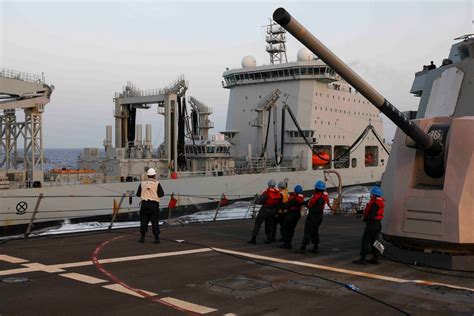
top-left (247, 236), bottom-right (257, 244)
top-left (367, 257), bottom-right (379, 265)
top-left (352, 257), bottom-right (367, 265)
top-left (311, 246), bottom-right (319, 254)
top-left (279, 243), bottom-right (292, 249)
top-left (264, 239), bottom-right (272, 244)
top-left (153, 238), bottom-right (160, 244)
top-left (138, 236), bottom-right (145, 243)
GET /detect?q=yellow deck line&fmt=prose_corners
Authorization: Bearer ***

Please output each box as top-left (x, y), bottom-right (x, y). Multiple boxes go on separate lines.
top-left (212, 247), bottom-right (474, 292)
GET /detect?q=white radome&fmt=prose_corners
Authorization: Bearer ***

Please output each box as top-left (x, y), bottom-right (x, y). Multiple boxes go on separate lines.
top-left (241, 55), bottom-right (257, 68)
top-left (297, 48), bottom-right (313, 61)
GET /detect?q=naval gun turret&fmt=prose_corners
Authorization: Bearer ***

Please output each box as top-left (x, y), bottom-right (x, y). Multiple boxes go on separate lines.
top-left (274, 8), bottom-right (474, 270)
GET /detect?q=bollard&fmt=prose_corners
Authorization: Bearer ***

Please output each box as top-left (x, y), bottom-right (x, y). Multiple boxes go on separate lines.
top-left (24, 193), bottom-right (44, 239)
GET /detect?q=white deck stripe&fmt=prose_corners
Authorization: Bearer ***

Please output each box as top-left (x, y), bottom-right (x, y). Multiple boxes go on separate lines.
top-left (21, 263), bottom-right (65, 273)
top-left (0, 255), bottom-right (29, 264)
top-left (0, 248), bottom-right (212, 276)
top-left (0, 267), bottom-right (37, 276)
top-left (1, 246), bottom-right (472, 293)
top-left (212, 247), bottom-right (474, 292)
top-left (160, 297), bottom-right (217, 314)
top-left (102, 284), bottom-right (157, 298)
top-left (60, 272), bottom-right (107, 284)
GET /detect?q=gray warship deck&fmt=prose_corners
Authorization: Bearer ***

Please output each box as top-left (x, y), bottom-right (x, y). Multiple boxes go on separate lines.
top-left (1, 216), bottom-right (473, 315)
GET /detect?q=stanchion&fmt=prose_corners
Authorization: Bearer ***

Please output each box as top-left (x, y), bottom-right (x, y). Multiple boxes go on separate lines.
top-left (212, 193), bottom-right (225, 221)
top-left (24, 193), bottom-right (44, 239)
top-left (108, 193), bottom-right (127, 231)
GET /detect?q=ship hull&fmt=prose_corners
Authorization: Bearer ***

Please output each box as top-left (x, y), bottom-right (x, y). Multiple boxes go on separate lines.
top-left (0, 166), bottom-right (383, 229)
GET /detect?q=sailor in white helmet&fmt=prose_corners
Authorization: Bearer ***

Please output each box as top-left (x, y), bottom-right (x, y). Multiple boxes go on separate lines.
top-left (136, 168), bottom-right (164, 244)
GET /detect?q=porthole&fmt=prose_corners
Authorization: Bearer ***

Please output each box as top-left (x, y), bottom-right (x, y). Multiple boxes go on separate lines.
top-left (351, 158), bottom-right (357, 168)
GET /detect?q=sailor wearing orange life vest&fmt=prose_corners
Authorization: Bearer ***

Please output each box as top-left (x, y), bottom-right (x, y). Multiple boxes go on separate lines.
top-left (136, 168), bottom-right (164, 244)
top-left (279, 185), bottom-right (305, 249)
top-left (248, 179), bottom-right (283, 245)
top-left (297, 180), bottom-right (333, 254)
top-left (272, 181), bottom-right (289, 242)
top-left (352, 186), bottom-right (384, 265)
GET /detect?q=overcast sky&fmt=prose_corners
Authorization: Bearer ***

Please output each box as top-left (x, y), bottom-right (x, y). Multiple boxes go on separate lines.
top-left (1, 0), bottom-right (472, 148)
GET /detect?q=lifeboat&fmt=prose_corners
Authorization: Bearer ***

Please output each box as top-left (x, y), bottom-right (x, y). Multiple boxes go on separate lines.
top-left (312, 152), bottom-right (330, 166)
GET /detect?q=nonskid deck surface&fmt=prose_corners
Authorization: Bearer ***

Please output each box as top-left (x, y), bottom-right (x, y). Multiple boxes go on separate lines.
top-left (1, 216), bottom-right (473, 315)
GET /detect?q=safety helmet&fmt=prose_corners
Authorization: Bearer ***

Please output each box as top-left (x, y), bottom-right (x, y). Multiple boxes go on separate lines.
top-left (277, 181), bottom-right (286, 189)
top-left (268, 179), bottom-right (276, 187)
top-left (146, 168), bottom-right (157, 176)
top-left (315, 180), bottom-right (326, 190)
top-left (294, 185), bottom-right (303, 194)
top-left (370, 186), bottom-right (383, 197)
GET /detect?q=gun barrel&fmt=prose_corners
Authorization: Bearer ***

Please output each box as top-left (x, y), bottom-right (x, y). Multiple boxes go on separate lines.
top-left (273, 7), bottom-right (441, 156)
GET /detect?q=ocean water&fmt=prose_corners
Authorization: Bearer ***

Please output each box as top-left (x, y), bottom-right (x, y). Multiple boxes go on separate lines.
top-left (44, 148), bottom-right (83, 170)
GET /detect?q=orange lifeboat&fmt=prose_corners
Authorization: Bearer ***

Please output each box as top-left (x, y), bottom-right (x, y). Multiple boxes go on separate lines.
top-left (312, 152), bottom-right (330, 167)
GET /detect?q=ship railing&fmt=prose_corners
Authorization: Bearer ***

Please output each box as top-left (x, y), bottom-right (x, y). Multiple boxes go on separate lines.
top-left (0, 68), bottom-right (43, 84)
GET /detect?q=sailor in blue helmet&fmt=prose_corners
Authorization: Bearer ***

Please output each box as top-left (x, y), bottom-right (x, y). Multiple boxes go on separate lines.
top-left (353, 186), bottom-right (385, 265)
top-left (279, 184), bottom-right (305, 249)
top-left (296, 180), bottom-right (333, 254)
top-left (248, 179), bottom-right (283, 244)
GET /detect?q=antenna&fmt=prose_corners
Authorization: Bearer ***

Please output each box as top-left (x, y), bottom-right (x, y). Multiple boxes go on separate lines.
top-left (265, 19), bottom-right (288, 64)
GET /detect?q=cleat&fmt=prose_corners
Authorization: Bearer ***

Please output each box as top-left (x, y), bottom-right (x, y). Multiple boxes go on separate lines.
top-left (352, 258), bottom-right (367, 265)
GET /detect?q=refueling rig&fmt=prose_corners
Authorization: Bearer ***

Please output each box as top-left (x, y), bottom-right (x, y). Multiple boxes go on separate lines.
top-left (274, 8), bottom-right (473, 270)
top-left (77, 76), bottom-right (235, 181)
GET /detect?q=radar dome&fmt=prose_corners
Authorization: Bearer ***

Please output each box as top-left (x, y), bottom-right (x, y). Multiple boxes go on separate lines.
top-left (241, 55), bottom-right (257, 68)
top-left (297, 48), bottom-right (313, 61)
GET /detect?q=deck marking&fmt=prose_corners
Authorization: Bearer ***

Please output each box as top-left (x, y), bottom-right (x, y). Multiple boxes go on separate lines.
top-left (103, 284), bottom-right (157, 298)
top-left (21, 262), bottom-right (65, 273)
top-left (0, 248), bottom-right (212, 277)
top-left (0, 255), bottom-right (29, 264)
top-left (160, 297), bottom-right (217, 314)
top-left (91, 235), bottom-right (204, 315)
top-left (60, 272), bottom-right (107, 284)
top-left (212, 247), bottom-right (474, 293)
top-left (0, 267), bottom-right (37, 276)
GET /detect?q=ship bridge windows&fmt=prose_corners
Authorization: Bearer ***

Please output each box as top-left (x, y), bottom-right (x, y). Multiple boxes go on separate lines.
top-left (207, 145), bottom-right (216, 153)
top-left (312, 145), bottom-right (331, 170)
top-left (365, 146), bottom-right (379, 167)
top-left (334, 146), bottom-right (350, 169)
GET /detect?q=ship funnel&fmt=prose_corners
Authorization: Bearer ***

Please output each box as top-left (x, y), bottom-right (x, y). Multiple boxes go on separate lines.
top-left (145, 124), bottom-right (152, 147)
top-left (273, 7), bottom-right (442, 157)
top-left (104, 125), bottom-right (112, 149)
top-left (135, 124), bottom-right (142, 146)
